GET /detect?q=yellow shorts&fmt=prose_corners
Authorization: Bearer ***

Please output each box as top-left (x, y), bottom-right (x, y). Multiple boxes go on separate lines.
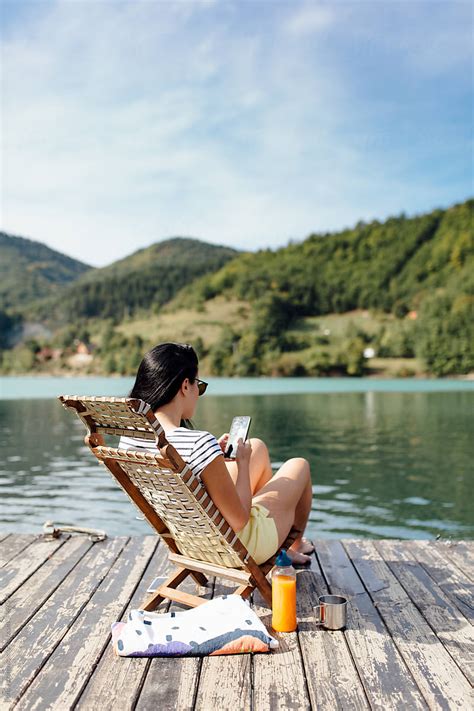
top-left (236, 503), bottom-right (279, 565)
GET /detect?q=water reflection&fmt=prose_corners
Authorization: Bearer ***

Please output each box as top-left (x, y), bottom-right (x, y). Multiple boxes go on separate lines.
top-left (0, 391), bottom-right (473, 539)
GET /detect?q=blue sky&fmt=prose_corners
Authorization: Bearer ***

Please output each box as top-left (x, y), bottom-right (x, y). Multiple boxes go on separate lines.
top-left (1, 0), bottom-right (472, 267)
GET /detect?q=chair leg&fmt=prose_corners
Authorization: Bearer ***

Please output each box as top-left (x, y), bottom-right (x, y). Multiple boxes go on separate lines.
top-left (141, 567), bottom-right (190, 611)
top-left (245, 563), bottom-right (273, 607)
top-left (191, 571), bottom-right (208, 586)
top-left (233, 584), bottom-right (254, 600)
top-left (253, 576), bottom-right (273, 607)
top-left (141, 590), bottom-right (167, 612)
top-left (233, 578), bottom-right (273, 608)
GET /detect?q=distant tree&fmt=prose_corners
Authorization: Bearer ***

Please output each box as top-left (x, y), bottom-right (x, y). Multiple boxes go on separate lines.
top-left (340, 337), bottom-right (366, 376)
top-left (0, 310), bottom-right (19, 348)
top-left (415, 292), bottom-right (474, 375)
top-left (209, 328), bottom-right (238, 375)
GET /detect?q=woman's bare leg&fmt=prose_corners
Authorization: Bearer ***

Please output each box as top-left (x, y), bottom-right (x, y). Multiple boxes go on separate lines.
top-left (227, 443), bottom-right (314, 563)
top-left (225, 438), bottom-right (273, 495)
top-left (252, 457), bottom-right (314, 563)
top-left (287, 471), bottom-right (314, 561)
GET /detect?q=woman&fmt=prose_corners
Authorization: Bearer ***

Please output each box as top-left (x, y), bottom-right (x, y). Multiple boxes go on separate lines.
top-left (120, 342), bottom-right (314, 565)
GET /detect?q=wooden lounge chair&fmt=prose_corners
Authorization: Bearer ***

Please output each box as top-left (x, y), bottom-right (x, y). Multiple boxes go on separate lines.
top-left (58, 395), bottom-right (298, 611)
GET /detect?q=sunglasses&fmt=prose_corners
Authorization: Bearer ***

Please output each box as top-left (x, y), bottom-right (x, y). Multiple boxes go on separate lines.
top-left (195, 378), bottom-right (208, 396)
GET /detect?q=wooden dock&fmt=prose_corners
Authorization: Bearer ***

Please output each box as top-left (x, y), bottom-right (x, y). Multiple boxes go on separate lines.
top-left (1, 533), bottom-right (472, 710)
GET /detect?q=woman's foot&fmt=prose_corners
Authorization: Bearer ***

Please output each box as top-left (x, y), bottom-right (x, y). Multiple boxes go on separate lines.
top-left (298, 537), bottom-right (315, 554)
top-left (287, 537), bottom-right (314, 565)
top-left (287, 549), bottom-right (312, 565)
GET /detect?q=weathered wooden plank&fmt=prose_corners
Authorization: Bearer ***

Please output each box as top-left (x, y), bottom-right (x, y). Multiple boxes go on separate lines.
top-left (1, 536), bottom-right (128, 709)
top-left (194, 580), bottom-right (252, 711)
top-left (296, 548), bottom-right (369, 710)
top-left (2, 534), bottom-right (473, 711)
top-left (375, 540), bottom-right (474, 685)
top-left (407, 540), bottom-right (474, 624)
top-left (431, 541), bottom-right (474, 581)
top-left (0, 534), bottom-right (37, 567)
top-left (316, 538), bottom-right (367, 597)
top-left (75, 538), bottom-right (168, 711)
top-left (345, 540), bottom-right (472, 710)
top-left (0, 535), bottom-right (92, 651)
top-left (13, 536), bottom-right (157, 711)
top-left (252, 580), bottom-right (310, 710)
top-left (0, 534), bottom-right (70, 604)
top-left (432, 540), bottom-right (474, 582)
top-left (317, 539), bottom-right (426, 710)
top-left (0, 533), bottom-right (11, 544)
top-left (134, 575), bottom-right (214, 711)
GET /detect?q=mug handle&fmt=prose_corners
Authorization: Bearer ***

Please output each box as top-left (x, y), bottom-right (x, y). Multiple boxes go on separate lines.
top-left (314, 604), bottom-right (325, 625)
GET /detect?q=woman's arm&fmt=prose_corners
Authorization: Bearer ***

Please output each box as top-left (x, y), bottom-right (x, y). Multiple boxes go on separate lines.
top-left (200, 439), bottom-right (252, 532)
top-left (231, 437), bottom-right (252, 514)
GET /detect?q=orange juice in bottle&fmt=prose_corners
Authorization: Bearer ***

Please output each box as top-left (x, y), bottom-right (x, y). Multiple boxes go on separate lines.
top-left (272, 549), bottom-right (297, 632)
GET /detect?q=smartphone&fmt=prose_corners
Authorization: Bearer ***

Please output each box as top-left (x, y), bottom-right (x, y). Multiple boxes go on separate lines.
top-left (225, 416), bottom-right (252, 459)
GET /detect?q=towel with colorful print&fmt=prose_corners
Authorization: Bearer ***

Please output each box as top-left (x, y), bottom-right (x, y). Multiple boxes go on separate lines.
top-left (111, 594), bottom-right (278, 656)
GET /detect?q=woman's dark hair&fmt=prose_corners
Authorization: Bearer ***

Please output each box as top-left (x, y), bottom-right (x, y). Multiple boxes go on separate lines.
top-left (129, 342), bottom-right (198, 427)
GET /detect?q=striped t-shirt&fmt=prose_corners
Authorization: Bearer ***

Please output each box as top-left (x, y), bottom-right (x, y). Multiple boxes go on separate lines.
top-left (119, 427), bottom-right (223, 478)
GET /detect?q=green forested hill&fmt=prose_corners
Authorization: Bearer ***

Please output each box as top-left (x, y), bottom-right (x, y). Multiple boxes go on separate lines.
top-left (0, 231), bottom-right (92, 310)
top-left (1, 200), bottom-right (472, 377)
top-left (181, 199), bottom-right (473, 317)
top-left (27, 237), bottom-right (238, 323)
top-left (170, 198), bottom-right (473, 376)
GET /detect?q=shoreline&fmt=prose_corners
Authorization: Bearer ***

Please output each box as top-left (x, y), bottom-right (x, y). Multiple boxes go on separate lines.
top-left (2, 374), bottom-right (474, 400)
top-left (0, 371), bottom-right (473, 380)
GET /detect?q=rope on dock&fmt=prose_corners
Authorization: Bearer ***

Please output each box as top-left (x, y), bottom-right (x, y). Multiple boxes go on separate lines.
top-left (41, 520), bottom-right (107, 542)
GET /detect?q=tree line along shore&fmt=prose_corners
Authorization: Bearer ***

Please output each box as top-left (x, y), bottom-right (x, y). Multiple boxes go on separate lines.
top-left (0, 198), bottom-right (472, 378)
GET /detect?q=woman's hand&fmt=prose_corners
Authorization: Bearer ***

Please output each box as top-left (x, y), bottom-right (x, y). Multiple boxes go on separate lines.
top-left (234, 437), bottom-right (252, 468)
top-left (217, 433), bottom-right (229, 454)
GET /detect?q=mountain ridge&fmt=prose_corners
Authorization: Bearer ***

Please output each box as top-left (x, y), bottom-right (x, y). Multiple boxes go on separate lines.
top-left (18, 236), bottom-right (240, 323)
top-left (0, 231), bottom-right (92, 310)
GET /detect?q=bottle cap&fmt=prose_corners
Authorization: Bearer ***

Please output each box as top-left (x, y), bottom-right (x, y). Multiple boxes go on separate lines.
top-left (275, 549), bottom-right (293, 567)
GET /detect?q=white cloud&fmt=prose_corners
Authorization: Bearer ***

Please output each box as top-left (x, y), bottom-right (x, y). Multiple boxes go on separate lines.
top-left (0, 0), bottom-right (471, 266)
top-left (284, 2), bottom-right (336, 36)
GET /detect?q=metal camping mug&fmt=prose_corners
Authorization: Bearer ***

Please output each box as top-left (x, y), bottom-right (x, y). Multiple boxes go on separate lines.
top-left (314, 595), bottom-right (348, 630)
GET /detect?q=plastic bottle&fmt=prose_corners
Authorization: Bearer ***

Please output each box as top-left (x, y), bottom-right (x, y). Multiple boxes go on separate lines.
top-left (271, 549), bottom-right (297, 632)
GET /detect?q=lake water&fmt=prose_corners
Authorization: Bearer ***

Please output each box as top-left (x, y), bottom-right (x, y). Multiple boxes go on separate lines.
top-left (1, 377), bottom-right (473, 540)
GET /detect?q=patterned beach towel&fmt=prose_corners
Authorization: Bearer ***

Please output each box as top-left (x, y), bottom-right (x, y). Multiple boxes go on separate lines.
top-left (111, 594), bottom-right (278, 657)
